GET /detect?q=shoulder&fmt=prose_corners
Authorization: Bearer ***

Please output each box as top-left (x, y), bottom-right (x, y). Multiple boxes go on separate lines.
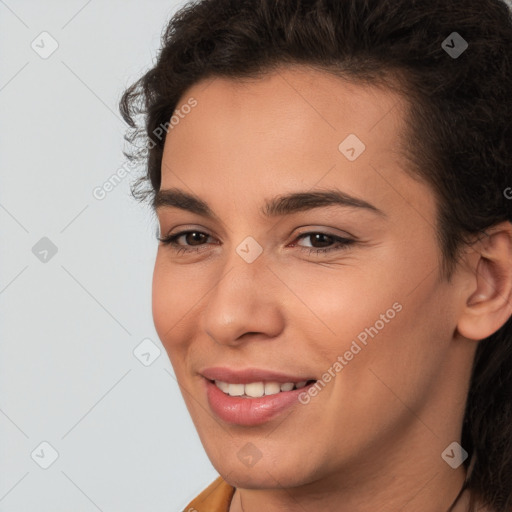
top-left (182, 475), bottom-right (236, 512)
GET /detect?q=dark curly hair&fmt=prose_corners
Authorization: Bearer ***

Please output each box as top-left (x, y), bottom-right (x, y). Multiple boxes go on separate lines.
top-left (119, 0), bottom-right (512, 510)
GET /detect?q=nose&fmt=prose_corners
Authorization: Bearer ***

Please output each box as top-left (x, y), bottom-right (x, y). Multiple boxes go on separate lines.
top-left (202, 251), bottom-right (285, 347)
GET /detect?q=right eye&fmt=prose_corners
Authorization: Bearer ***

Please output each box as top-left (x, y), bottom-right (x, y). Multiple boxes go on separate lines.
top-left (157, 230), bottom-right (215, 254)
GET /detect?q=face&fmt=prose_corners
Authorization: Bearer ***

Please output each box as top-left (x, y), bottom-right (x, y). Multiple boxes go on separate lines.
top-left (152, 65), bottom-right (471, 490)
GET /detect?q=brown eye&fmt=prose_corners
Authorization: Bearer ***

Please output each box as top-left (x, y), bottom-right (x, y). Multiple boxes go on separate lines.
top-left (293, 232), bottom-right (355, 255)
top-left (181, 232), bottom-right (208, 245)
top-left (301, 233), bottom-right (335, 248)
top-left (157, 230), bottom-right (214, 253)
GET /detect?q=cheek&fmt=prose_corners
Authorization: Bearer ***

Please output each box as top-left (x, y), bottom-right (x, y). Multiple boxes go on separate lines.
top-left (281, 262), bottom-right (405, 351)
top-left (284, 250), bottom-right (447, 387)
top-left (328, 278), bottom-right (453, 418)
top-left (152, 260), bottom-right (172, 337)
top-left (151, 256), bottom-right (196, 354)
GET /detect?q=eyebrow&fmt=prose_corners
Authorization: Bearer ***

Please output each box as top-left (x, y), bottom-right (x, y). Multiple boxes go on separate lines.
top-left (153, 187), bottom-right (386, 219)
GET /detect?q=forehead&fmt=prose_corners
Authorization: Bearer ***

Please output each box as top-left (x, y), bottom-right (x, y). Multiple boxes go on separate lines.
top-left (159, 65), bottom-right (437, 226)
top-left (163, 64), bottom-right (407, 170)
top-left (172, 64), bottom-right (404, 140)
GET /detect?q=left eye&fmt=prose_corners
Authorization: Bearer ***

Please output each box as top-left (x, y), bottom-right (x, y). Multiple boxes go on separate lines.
top-left (157, 230), bottom-right (355, 255)
top-left (292, 232), bottom-right (355, 254)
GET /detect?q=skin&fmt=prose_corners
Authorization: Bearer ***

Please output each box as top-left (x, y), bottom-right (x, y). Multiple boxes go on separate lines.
top-left (151, 65), bottom-right (512, 512)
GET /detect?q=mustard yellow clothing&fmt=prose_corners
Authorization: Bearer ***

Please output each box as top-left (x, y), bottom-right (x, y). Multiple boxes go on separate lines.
top-left (183, 476), bottom-right (236, 512)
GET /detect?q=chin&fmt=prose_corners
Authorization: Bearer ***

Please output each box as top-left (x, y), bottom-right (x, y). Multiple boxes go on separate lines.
top-left (221, 467), bottom-right (309, 490)
top-left (207, 445), bottom-right (320, 489)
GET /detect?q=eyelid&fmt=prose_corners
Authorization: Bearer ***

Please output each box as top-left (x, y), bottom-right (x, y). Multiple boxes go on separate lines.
top-left (159, 223), bottom-right (218, 239)
top-left (292, 225), bottom-right (357, 240)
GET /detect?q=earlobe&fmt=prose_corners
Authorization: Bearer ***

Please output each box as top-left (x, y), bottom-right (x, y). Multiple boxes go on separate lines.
top-left (457, 222), bottom-right (512, 341)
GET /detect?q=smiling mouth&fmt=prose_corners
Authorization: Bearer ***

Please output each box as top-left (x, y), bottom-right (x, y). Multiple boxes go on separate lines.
top-left (208, 379), bottom-right (317, 398)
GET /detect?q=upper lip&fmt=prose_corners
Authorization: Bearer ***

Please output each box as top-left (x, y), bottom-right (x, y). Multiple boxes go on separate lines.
top-left (201, 367), bottom-right (316, 384)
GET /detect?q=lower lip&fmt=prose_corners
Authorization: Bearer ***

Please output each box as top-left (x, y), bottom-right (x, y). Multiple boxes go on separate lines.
top-left (204, 378), bottom-right (316, 426)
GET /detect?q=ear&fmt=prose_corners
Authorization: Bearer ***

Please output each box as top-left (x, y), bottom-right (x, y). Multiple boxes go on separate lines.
top-left (457, 221), bottom-right (512, 341)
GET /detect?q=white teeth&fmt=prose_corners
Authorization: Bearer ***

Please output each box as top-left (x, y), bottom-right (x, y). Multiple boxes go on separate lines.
top-left (213, 380), bottom-right (312, 397)
top-left (228, 383), bottom-right (245, 396)
top-left (264, 382), bottom-right (281, 395)
top-left (215, 380), bottom-right (229, 393)
top-left (245, 382), bottom-right (265, 397)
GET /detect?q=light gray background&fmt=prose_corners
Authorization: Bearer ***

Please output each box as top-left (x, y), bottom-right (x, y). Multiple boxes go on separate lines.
top-left (0, 1), bottom-right (218, 511)
top-left (2, 1), bottom-right (512, 511)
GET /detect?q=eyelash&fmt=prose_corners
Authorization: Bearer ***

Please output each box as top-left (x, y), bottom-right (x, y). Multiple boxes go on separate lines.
top-left (156, 230), bottom-right (355, 256)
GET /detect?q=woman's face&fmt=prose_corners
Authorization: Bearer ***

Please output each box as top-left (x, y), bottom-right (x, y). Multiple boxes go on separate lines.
top-left (152, 66), bottom-right (474, 490)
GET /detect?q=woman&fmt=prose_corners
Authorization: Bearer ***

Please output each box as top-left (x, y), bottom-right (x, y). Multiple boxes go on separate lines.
top-left (119, 0), bottom-right (512, 510)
